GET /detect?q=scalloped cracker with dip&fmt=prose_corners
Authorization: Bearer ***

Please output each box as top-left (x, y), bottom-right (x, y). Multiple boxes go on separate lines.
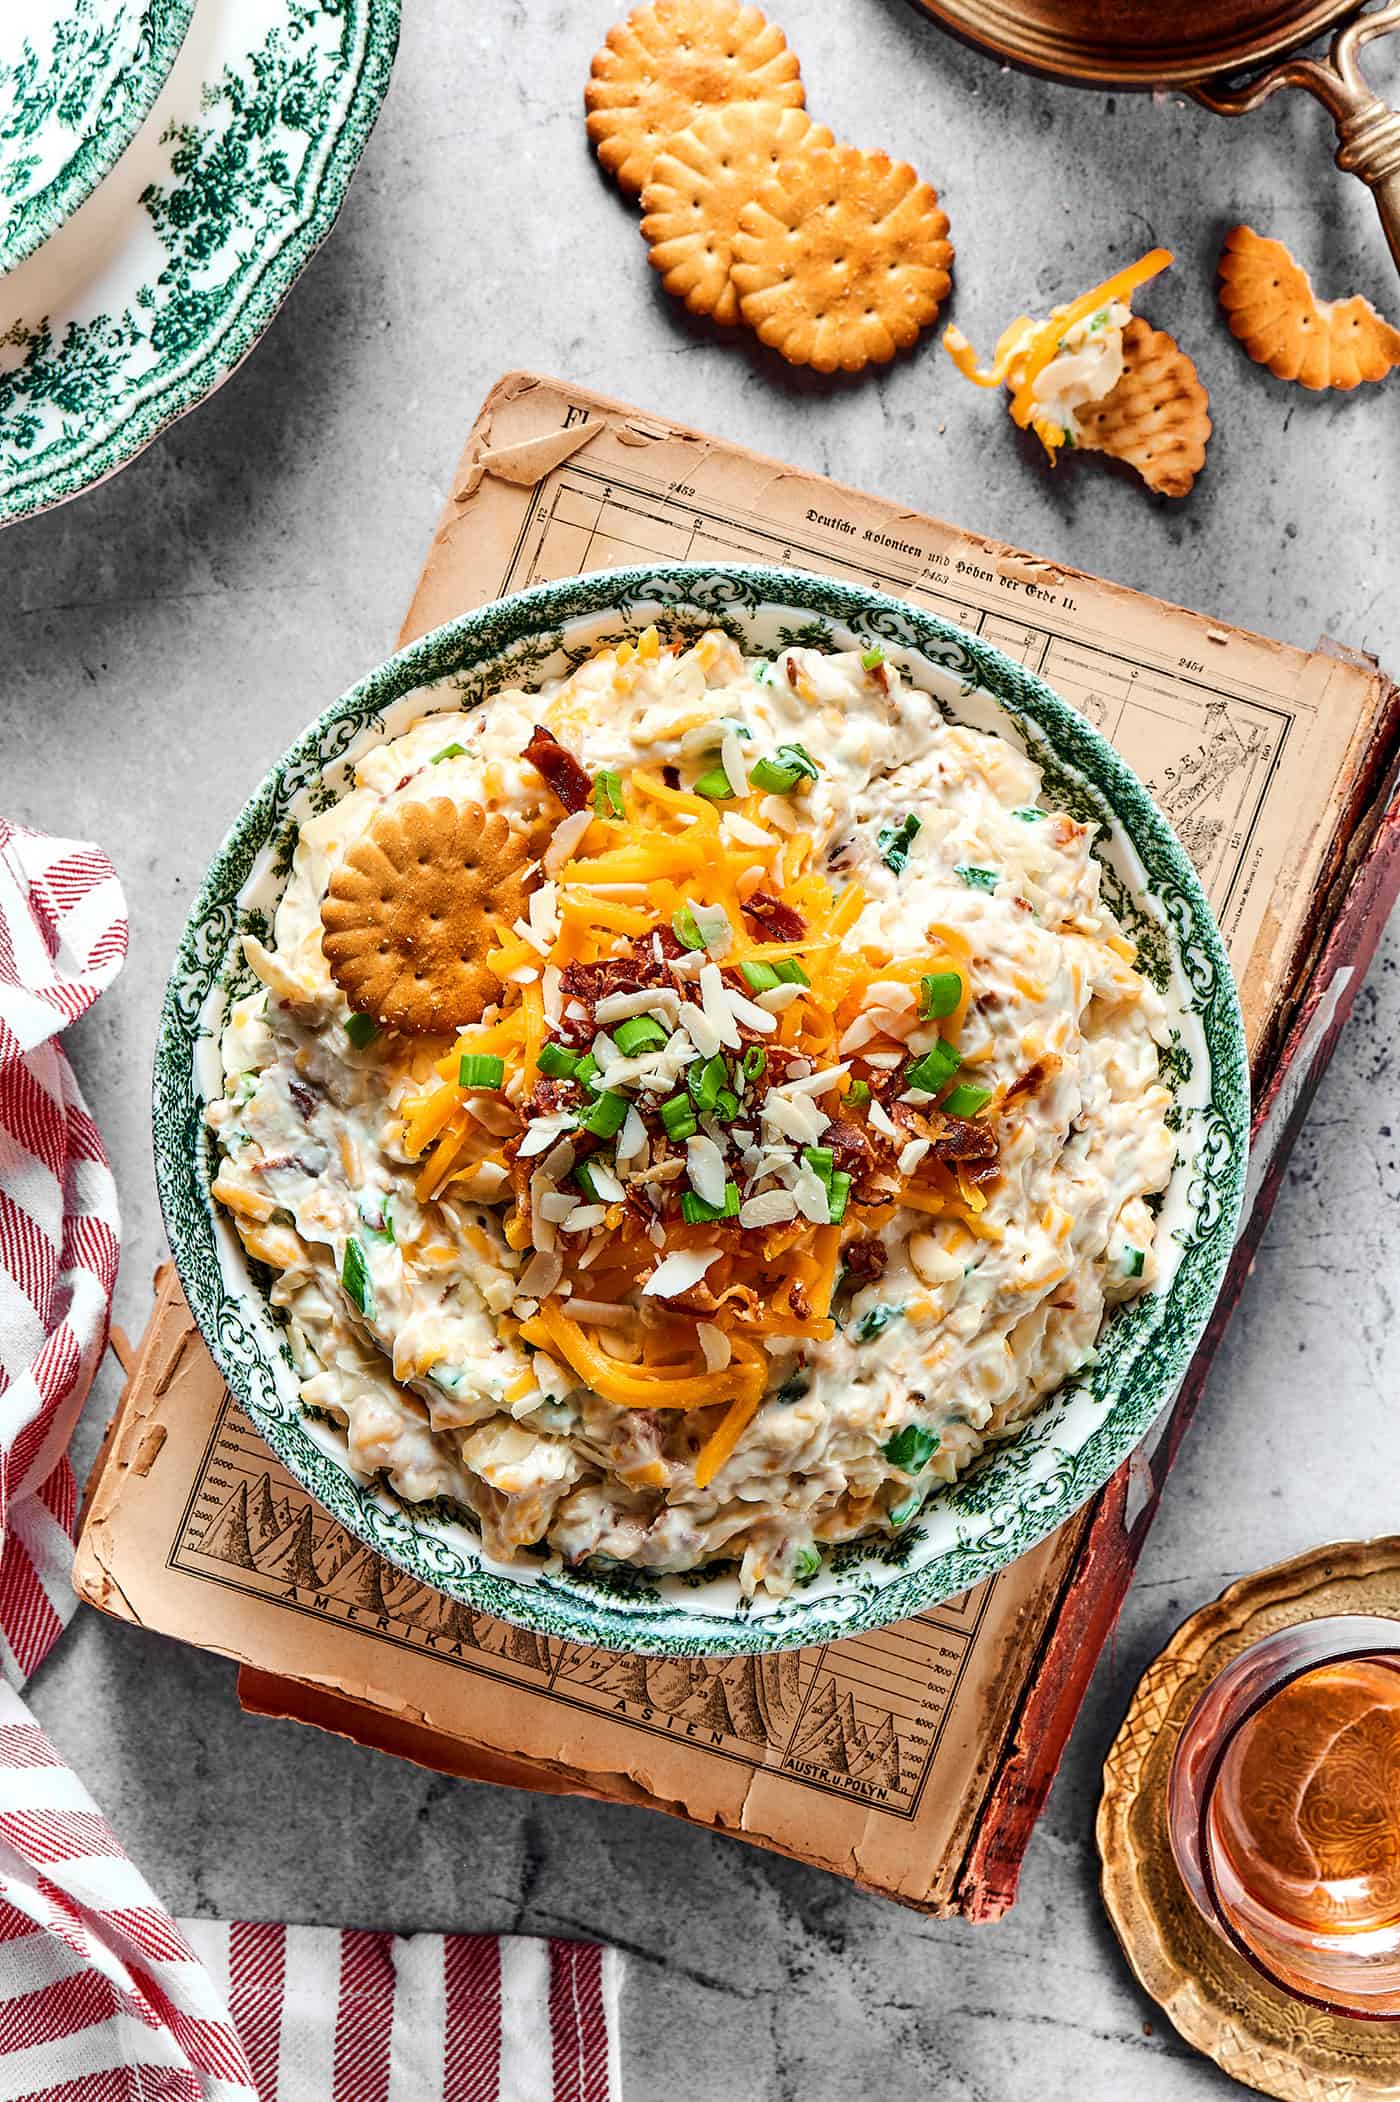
top-left (944, 248), bottom-right (1210, 497)
top-left (732, 143), bottom-right (953, 373)
top-left (321, 799), bottom-right (531, 1034)
top-left (1075, 318), bottom-right (1210, 499)
top-left (586, 0), bottom-right (804, 199)
top-left (642, 102), bottom-right (834, 327)
top-left (1218, 224), bottom-right (1400, 391)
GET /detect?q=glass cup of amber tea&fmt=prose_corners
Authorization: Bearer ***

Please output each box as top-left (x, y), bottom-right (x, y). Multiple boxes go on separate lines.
top-left (1168, 1615), bottom-right (1400, 2018)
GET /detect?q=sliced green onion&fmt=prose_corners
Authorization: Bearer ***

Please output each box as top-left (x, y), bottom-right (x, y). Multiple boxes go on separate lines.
top-left (741, 1047), bottom-right (767, 1086)
top-left (852, 1303), bottom-right (902, 1344)
top-left (344, 1013), bottom-right (379, 1049)
top-left (942, 1083), bottom-right (992, 1119)
top-left (575, 1052), bottom-right (600, 1092)
top-left (845, 1078), bottom-right (870, 1106)
top-left (686, 1053), bottom-right (727, 1114)
top-left (458, 1053), bottom-right (504, 1090)
top-left (693, 766), bottom-right (735, 801)
top-left (918, 971), bottom-right (963, 1021)
top-left (773, 958), bottom-right (809, 986)
top-left (803, 1146), bottom-right (835, 1181)
top-left (905, 1042), bottom-right (961, 1094)
top-left (672, 904), bottom-right (705, 951)
top-left (715, 1088), bottom-right (740, 1123)
top-left (574, 1160), bottom-right (607, 1203)
top-left (430, 742), bottom-right (466, 764)
top-left (775, 1372), bottom-right (810, 1405)
top-left (882, 1424), bottom-right (940, 1472)
top-left (593, 768), bottom-right (624, 819)
top-left (660, 1095), bottom-right (698, 1142)
top-left (777, 742), bottom-right (819, 780)
top-left (792, 1545), bottom-right (822, 1582)
top-left (357, 1192), bottom-right (394, 1244)
top-left (878, 813), bottom-right (921, 874)
top-left (680, 1182), bottom-right (740, 1224)
top-left (579, 1089), bottom-right (628, 1138)
top-left (748, 742), bottom-right (819, 795)
top-left (889, 1492), bottom-right (923, 1529)
top-left (752, 660), bottom-right (774, 685)
top-left (955, 864), bottom-right (1000, 892)
top-left (861, 645), bottom-right (886, 670)
top-left (1124, 1246), bottom-right (1146, 1279)
top-left (341, 1236), bottom-right (373, 1317)
top-left (613, 1015), bottom-right (668, 1057)
top-left (827, 1170), bottom-right (851, 1223)
top-left (1012, 805), bottom-right (1045, 822)
top-left (536, 1041), bottom-right (580, 1079)
top-left (740, 960), bottom-right (780, 993)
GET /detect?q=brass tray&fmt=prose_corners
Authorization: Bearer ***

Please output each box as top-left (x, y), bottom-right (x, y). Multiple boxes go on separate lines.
top-left (1098, 1538), bottom-right (1400, 2099)
top-left (910, 0), bottom-right (1400, 274)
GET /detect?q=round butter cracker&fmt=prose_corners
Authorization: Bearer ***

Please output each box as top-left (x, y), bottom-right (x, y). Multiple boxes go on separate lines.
top-left (641, 102), bottom-right (832, 326)
top-left (586, 0), bottom-right (804, 200)
top-left (731, 142), bottom-right (952, 374)
top-left (320, 798), bottom-right (529, 1036)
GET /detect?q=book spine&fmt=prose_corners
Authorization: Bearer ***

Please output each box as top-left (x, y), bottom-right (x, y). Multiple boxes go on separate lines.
top-left (956, 787), bottom-right (1400, 1920)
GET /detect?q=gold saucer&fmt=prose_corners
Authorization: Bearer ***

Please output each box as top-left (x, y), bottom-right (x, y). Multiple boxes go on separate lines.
top-left (1098, 1538), bottom-right (1400, 2100)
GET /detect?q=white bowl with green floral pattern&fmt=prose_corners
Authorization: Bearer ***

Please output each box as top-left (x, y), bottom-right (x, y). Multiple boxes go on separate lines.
top-left (0, 0), bottom-right (399, 525)
top-left (155, 564), bottom-right (1249, 1657)
top-left (0, 0), bottom-right (195, 277)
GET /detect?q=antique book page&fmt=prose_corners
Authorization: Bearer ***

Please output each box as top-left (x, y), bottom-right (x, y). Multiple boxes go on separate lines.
top-left (74, 372), bottom-right (1395, 1915)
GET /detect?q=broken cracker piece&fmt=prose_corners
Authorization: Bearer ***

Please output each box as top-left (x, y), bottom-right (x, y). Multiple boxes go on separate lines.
top-left (1218, 224), bottom-right (1400, 391)
top-left (320, 799), bottom-right (530, 1035)
top-left (585, 0), bottom-right (804, 200)
top-left (641, 101), bottom-right (832, 327)
top-left (944, 246), bottom-right (1174, 468)
top-left (1075, 317), bottom-right (1210, 498)
top-left (731, 142), bottom-right (953, 374)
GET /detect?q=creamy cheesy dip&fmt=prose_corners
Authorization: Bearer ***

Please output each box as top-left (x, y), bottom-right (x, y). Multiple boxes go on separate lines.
top-left (208, 629), bottom-right (1175, 1599)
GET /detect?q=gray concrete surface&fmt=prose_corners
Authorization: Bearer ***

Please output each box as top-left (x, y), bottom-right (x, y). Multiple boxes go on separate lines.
top-left (5, 1), bottom-right (1400, 2094)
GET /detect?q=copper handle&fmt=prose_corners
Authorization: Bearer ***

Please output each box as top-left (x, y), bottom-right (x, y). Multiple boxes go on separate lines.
top-left (1195, 0), bottom-right (1400, 277)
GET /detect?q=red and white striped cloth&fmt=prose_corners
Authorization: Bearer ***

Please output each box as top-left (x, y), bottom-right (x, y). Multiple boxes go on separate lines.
top-left (0, 820), bottom-right (623, 2100)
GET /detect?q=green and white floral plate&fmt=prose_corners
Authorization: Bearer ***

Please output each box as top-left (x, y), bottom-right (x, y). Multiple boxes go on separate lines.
top-left (155, 565), bottom-right (1250, 1658)
top-left (0, 0), bottom-right (398, 525)
top-left (1, 0), bottom-right (196, 278)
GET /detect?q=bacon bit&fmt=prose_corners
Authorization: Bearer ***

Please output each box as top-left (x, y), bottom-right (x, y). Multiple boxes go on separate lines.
top-left (287, 1078), bottom-right (320, 1121)
top-left (560, 952), bottom-right (664, 1009)
top-left (786, 1281), bottom-right (812, 1322)
top-left (784, 655), bottom-right (800, 690)
top-left (842, 1234), bottom-right (887, 1283)
top-left (1012, 896), bottom-right (1034, 914)
top-left (1004, 1055), bottom-right (1061, 1104)
top-left (523, 724), bottom-right (592, 813)
top-left (824, 1119), bottom-right (872, 1174)
top-left (635, 925), bottom-right (685, 964)
top-left (527, 1077), bottom-right (581, 1119)
top-left (868, 659), bottom-right (890, 693)
top-left (929, 1116), bottom-right (998, 1166)
top-left (742, 890), bottom-right (807, 942)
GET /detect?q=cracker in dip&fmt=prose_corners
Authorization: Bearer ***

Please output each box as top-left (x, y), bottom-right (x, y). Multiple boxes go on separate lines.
top-left (208, 628), bottom-right (1175, 1599)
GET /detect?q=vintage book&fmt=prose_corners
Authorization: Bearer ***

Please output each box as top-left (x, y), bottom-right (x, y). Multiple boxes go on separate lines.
top-left (73, 373), bottom-right (1400, 1919)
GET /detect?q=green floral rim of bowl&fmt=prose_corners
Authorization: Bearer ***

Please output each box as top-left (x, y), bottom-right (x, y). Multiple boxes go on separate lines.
top-left (0, 0), bottom-right (399, 525)
top-left (154, 563), bottom-right (1249, 1658)
top-left (0, 0), bottom-right (196, 278)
